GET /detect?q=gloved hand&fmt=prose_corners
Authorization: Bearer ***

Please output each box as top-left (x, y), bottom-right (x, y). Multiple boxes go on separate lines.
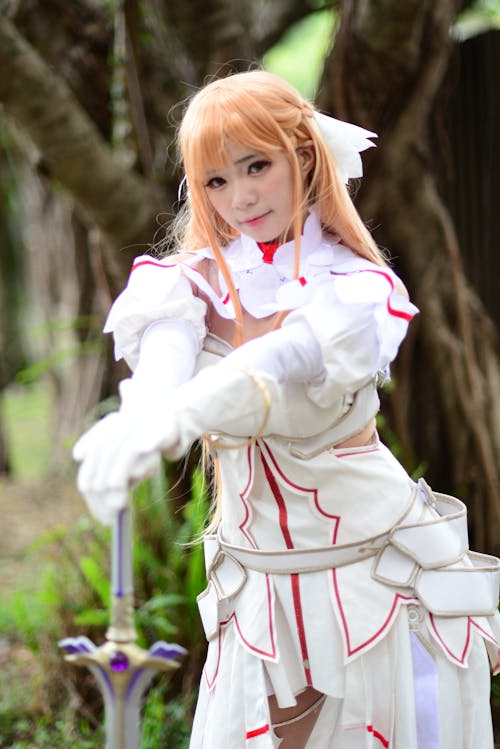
top-left (73, 316), bottom-right (325, 523)
top-left (72, 362), bottom-right (278, 523)
top-left (72, 318), bottom-right (200, 524)
top-left (72, 408), bottom-right (162, 525)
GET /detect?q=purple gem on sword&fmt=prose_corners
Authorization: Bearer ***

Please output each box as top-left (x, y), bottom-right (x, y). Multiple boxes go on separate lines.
top-left (110, 651), bottom-right (129, 671)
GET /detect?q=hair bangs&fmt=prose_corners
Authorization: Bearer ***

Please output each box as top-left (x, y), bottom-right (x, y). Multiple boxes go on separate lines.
top-left (180, 87), bottom-right (286, 189)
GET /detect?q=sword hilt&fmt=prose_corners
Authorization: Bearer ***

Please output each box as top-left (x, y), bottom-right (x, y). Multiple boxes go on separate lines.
top-left (60, 506), bottom-right (186, 748)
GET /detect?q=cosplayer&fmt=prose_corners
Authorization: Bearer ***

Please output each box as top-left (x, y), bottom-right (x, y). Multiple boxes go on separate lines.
top-left (74, 71), bottom-right (500, 748)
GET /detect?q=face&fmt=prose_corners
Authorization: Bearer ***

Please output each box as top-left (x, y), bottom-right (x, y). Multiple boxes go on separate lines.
top-left (203, 140), bottom-right (310, 244)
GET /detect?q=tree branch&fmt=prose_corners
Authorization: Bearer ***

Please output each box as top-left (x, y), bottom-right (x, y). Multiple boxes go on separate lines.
top-left (320, 0), bottom-right (500, 550)
top-left (253, 0), bottom-right (334, 57)
top-left (0, 16), bottom-right (162, 281)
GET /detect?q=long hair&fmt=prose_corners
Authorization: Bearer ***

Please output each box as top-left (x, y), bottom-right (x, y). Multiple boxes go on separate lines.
top-left (173, 71), bottom-right (385, 536)
top-left (173, 70), bottom-right (385, 344)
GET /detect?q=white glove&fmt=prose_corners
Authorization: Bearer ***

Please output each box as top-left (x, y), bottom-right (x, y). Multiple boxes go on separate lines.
top-left (144, 363), bottom-right (281, 459)
top-left (223, 317), bottom-right (325, 385)
top-left (72, 411), bottom-right (162, 525)
top-left (73, 318), bottom-right (200, 524)
top-left (138, 318), bottom-right (326, 458)
top-left (73, 316), bottom-right (326, 522)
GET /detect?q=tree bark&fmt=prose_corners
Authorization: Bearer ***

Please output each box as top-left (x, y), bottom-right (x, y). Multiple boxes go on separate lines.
top-left (319, 0), bottom-right (500, 551)
top-left (0, 16), bottom-right (162, 289)
top-left (159, 0), bottom-right (257, 80)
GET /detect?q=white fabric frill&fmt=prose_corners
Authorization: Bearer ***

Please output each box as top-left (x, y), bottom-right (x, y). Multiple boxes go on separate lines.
top-left (103, 261), bottom-right (208, 371)
top-left (103, 211), bottom-right (418, 401)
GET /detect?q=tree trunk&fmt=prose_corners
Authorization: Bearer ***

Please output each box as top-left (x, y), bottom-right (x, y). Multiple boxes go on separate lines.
top-left (0, 16), bottom-right (162, 290)
top-left (319, 0), bottom-right (500, 552)
top-left (446, 30), bottom-right (500, 330)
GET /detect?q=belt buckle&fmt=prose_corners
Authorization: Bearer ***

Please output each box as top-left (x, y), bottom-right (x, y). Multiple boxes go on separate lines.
top-left (211, 550), bottom-right (248, 600)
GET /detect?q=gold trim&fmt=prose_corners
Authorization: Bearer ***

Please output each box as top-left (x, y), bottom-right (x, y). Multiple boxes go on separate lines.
top-left (106, 592), bottom-right (137, 643)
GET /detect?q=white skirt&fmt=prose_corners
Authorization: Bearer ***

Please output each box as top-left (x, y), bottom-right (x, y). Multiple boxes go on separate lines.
top-left (189, 439), bottom-right (498, 748)
top-left (189, 587), bottom-right (494, 748)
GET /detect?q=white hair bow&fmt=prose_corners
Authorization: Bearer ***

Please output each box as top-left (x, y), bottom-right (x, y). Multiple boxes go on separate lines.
top-left (314, 112), bottom-right (377, 183)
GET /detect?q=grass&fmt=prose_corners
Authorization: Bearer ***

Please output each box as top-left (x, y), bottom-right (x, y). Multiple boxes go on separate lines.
top-left (0, 376), bottom-right (203, 748)
top-left (2, 378), bottom-right (53, 480)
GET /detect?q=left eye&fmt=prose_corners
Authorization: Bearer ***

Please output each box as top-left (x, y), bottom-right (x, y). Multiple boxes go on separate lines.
top-left (249, 160), bottom-right (271, 174)
top-left (205, 176), bottom-right (226, 189)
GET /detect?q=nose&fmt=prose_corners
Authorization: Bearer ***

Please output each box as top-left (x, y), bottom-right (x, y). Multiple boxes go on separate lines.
top-left (231, 179), bottom-right (257, 211)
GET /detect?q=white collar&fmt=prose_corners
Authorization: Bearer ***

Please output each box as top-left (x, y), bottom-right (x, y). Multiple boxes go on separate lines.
top-left (198, 207), bottom-right (332, 277)
top-left (232, 207), bottom-right (326, 277)
top-left (191, 208), bottom-right (372, 318)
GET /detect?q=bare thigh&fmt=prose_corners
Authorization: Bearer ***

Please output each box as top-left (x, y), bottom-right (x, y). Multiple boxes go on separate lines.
top-left (268, 687), bottom-right (325, 749)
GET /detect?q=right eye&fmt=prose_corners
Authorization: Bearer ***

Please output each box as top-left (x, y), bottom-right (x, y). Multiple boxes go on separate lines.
top-left (205, 176), bottom-right (226, 189)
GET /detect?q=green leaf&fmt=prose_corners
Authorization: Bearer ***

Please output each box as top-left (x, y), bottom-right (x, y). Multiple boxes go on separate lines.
top-left (140, 593), bottom-right (186, 612)
top-left (79, 556), bottom-right (110, 606)
top-left (73, 608), bottom-right (109, 627)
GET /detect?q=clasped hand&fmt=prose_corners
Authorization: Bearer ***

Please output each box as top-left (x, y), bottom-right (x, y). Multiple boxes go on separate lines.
top-left (72, 379), bottom-right (181, 525)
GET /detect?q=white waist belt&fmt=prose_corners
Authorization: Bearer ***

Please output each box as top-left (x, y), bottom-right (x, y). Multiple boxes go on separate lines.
top-left (219, 530), bottom-right (389, 573)
top-left (197, 480), bottom-right (500, 640)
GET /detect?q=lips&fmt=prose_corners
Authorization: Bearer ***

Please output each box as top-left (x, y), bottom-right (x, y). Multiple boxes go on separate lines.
top-left (243, 211), bottom-right (271, 227)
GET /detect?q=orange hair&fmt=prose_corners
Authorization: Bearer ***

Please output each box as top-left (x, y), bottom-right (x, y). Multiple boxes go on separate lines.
top-left (173, 70), bottom-right (385, 344)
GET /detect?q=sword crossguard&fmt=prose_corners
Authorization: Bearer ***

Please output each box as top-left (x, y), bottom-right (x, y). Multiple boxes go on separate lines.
top-left (59, 635), bottom-right (186, 748)
top-left (59, 507), bottom-right (187, 748)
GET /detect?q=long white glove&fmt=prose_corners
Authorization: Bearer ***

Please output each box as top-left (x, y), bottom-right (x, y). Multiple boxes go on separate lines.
top-left (127, 316), bottom-right (327, 459)
top-left (73, 316), bottom-right (325, 523)
top-left (73, 318), bottom-right (200, 524)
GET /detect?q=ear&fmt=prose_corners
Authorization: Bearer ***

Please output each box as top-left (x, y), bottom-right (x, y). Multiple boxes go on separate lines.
top-left (297, 145), bottom-right (315, 178)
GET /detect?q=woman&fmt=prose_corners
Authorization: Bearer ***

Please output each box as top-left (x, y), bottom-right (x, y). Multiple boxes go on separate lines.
top-left (74, 70), bottom-right (500, 748)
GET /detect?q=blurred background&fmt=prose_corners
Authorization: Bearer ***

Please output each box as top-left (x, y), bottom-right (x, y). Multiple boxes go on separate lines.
top-left (0, 0), bottom-right (499, 746)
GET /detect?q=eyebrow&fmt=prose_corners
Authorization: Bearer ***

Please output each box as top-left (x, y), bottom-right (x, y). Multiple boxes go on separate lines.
top-left (205, 152), bottom-right (259, 176)
top-left (234, 152), bottom-right (258, 166)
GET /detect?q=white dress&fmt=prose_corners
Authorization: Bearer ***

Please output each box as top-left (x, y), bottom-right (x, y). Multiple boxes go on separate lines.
top-left (105, 211), bottom-right (500, 748)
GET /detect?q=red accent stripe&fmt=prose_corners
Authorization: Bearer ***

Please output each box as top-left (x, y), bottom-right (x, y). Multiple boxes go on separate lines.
top-left (238, 445), bottom-right (258, 548)
top-left (261, 451), bottom-right (312, 686)
top-left (470, 617), bottom-right (500, 647)
top-left (261, 454), bottom-right (294, 549)
top-left (261, 441), bottom-right (340, 536)
top-left (131, 259), bottom-right (175, 272)
top-left (291, 573), bottom-right (312, 686)
top-left (329, 268), bottom-right (415, 322)
top-left (222, 292), bottom-right (230, 305)
top-left (204, 573), bottom-right (278, 689)
top-left (332, 569), bottom-right (417, 657)
top-left (367, 724), bottom-right (389, 747)
top-left (258, 241), bottom-right (280, 264)
top-left (131, 258), bottom-right (203, 275)
top-left (298, 276), bottom-right (307, 286)
top-left (360, 269), bottom-right (414, 321)
top-left (429, 613), bottom-right (471, 665)
top-left (230, 575), bottom-right (277, 658)
top-left (246, 724), bottom-right (270, 739)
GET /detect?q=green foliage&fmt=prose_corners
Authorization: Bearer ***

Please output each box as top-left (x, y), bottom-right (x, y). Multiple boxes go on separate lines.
top-left (2, 379), bottom-right (53, 479)
top-left (454, 0), bottom-right (500, 39)
top-left (0, 458), bottom-right (209, 746)
top-left (0, 714), bottom-right (103, 749)
top-left (264, 9), bottom-right (336, 99)
top-left (132, 462), bottom-right (209, 648)
top-left (141, 687), bottom-right (191, 749)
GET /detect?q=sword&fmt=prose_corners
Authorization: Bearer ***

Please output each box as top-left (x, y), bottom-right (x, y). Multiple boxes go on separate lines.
top-left (59, 507), bottom-right (186, 748)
